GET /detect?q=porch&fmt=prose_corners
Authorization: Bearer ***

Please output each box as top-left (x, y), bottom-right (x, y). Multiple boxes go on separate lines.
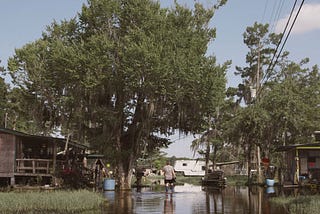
top-left (0, 128), bottom-right (88, 186)
top-left (15, 159), bottom-right (54, 176)
top-left (277, 142), bottom-right (320, 186)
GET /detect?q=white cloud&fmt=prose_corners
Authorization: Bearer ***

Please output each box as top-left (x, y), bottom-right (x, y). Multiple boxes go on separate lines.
top-left (275, 3), bottom-right (320, 35)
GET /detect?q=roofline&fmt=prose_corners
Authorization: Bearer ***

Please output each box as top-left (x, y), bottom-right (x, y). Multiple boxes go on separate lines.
top-left (276, 143), bottom-right (320, 152)
top-left (0, 127), bottom-right (88, 149)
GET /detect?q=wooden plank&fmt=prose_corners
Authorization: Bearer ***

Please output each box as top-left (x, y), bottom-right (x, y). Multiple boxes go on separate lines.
top-left (14, 172), bottom-right (52, 177)
top-left (283, 184), bottom-right (299, 188)
top-left (16, 159), bottom-right (53, 162)
top-left (16, 159), bottom-right (53, 174)
top-left (0, 172), bottom-right (14, 177)
top-left (17, 166), bottom-right (50, 171)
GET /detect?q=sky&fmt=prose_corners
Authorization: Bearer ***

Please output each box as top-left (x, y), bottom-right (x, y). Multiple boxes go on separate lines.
top-left (1, 0), bottom-right (319, 158)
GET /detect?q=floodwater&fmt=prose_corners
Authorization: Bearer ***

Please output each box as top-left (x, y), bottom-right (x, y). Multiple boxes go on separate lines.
top-left (102, 184), bottom-right (286, 214)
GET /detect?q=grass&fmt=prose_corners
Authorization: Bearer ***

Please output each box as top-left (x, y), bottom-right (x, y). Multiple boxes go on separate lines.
top-left (270, 195), bottom-right (320, 214)
top-left (0, 189), bottom-right (105, 213)
top-left (225, 175), bottom-right (248, 186)
top-left (175, 176), bottom-right (202, 185)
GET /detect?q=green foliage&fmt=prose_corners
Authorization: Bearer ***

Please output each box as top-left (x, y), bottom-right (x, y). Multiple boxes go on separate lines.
top-left (225, 175), bottom-right (248, 186)
top-left (7, 0), bottom-right (227, 188)
top-left (225, 22), bottom-right (320, 169)
top-left (0, 77), bottom-right (8, 127)
top-left (234, 22), bottom-right (282, 105)
top-left (259, 61), bottom-right (320, 147)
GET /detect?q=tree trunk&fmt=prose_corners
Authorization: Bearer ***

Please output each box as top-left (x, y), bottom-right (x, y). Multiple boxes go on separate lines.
top-left (205, 141), bottom-right (210, 175)
top-left (247, 144), bottom-right (252, 185)
top-left (211, 145), bottom-right (217, 171)
top-left (117, 161), bottom-right (133, 190)
top-left (113, 121), bottom-right (132, 190)
top-left (115, 132), bottom-right (138, 190)
top-left (256, 144), bottom-right (262, 184)
top-left (114, 139), bottom-right (136, 190)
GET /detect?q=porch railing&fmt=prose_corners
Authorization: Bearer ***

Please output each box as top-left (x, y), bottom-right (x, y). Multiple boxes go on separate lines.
top-left (16, 159), bottom-right (53, 174)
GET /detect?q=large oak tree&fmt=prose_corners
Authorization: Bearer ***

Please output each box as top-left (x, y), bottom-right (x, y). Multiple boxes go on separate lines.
top-left (7, 0), bottom-right (227, 189)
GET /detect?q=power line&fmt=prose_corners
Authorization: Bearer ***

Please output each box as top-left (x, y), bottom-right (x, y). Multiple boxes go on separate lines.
top-left (261, 0), bottom-right (269, 23)
top-left (261, 0), bottom-right (287, 31)
top-left (271, 0), bottom-right (287, 33)
top-left (271, 0), bottom-right (305, 72)
top-left (265, 0), bottom-right (298, 80)
top-left (257, 0), bottom-right (305, 97)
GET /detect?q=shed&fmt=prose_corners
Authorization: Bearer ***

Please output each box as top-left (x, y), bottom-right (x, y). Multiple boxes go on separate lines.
top-left (276, 143), bottom-right (320, 185)
top-left (0, 128), bottom-right (87, 186)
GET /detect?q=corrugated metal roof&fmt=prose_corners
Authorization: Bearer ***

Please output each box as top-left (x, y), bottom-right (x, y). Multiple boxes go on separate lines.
top-left (0, 128), bottom-right (87, 149)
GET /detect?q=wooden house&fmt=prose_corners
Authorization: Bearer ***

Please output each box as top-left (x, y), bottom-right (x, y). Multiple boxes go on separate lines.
top-left (277, 142), bottom-right (320, 186)
top-left (0, 128), bottom-right (87, 187)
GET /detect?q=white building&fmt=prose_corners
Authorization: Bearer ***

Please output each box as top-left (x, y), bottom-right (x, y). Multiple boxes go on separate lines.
top-left (174, 160), bottom-right (210, 176)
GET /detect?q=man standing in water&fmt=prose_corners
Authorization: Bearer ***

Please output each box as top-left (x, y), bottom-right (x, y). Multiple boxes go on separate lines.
top-left (163, 160), bottom-right (176, 193)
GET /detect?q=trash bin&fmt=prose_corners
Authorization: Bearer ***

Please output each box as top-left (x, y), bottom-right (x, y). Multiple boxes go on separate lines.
top-left (103, 178), bottom-right (115, 191)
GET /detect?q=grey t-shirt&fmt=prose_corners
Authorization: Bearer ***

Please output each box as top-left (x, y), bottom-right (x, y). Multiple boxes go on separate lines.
top-left (163, 165), bottom-right (174, 180)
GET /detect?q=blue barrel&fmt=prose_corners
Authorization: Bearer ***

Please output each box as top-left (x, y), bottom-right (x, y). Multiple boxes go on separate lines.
top-left (266, 179), bottom-right (275, 187)
top-left (103, 178), bottom-right (115, 191)
top-left (266, 187), bottom-right (275, 194)
top-left (103, 191), bottom-right (115, 201)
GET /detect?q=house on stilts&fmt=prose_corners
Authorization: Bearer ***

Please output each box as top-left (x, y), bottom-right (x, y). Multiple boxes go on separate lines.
top-left (0, 128), bottom-right (89, 187)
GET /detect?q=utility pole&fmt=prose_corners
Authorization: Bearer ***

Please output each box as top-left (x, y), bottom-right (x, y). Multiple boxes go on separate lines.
top-left (256, 42), bottom-right (262, 184)
top-left (4, 112), bottom-right (8, 128)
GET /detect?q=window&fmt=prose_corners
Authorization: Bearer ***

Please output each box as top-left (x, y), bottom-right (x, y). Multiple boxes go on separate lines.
top-left (182, 163), bottom-right (187, 166)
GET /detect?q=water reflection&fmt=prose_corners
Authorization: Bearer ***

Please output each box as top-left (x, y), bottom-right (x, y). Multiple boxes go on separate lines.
top-left (266, 186), bottom-right (275, 194)
top-left (103, 191), bottom-right (133, 214)
top-left (164, 194), bottom-right (175, 214)
top-left (102, 184), bottom-right (286, 214)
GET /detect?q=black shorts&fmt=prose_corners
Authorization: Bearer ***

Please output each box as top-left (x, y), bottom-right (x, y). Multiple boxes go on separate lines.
top-left (165, 179), bottom-right (174, 184)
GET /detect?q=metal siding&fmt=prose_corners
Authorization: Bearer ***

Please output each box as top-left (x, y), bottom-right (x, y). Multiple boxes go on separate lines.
top-left (0, 133), bottom-right (15, 176)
